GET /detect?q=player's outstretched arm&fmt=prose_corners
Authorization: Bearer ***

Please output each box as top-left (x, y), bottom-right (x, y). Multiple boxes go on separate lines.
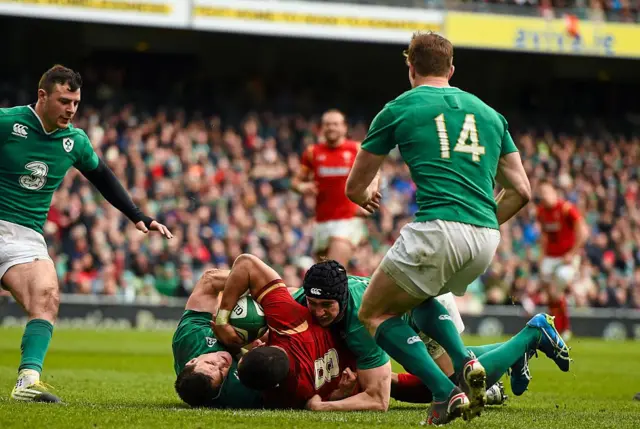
top-left (81, 159), bottom-right (172, 238)
top-left (495, 152), bottom-right (531, 225)
top-left (184, 269), bottom-right (231, 313)
top-left (306, 362), bottom-right (391, 411)
top-left (213, 254), bottom-right (281, 346)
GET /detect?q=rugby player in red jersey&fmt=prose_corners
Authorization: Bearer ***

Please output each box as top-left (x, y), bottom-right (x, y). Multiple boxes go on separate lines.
top-left (536, 180), bottom-right (588, 339)
top-left (211, 254), bottom-right (358, 409)
top-left (292, 110), bottom-right (363, 268)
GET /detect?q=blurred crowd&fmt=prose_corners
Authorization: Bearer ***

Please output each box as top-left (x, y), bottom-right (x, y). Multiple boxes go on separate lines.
top-left (0, 98), bottom-right (638, 311)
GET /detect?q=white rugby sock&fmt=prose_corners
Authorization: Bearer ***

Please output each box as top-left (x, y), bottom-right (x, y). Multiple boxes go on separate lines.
top-left (15, 369), bottom-right (40, 389)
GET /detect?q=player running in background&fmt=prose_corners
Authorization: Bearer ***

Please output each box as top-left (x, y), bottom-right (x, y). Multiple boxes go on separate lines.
top-left (536, 180), bottom-right (588, 340)
top-left (291, 110), bottom-right (363, 268)
top-left (172, 269), bottom-right (263, 408)
top-left (1, 65), bottom-right (172, 403)
top-left (211, 254), bottom-right (357, 409)
top-left (344, 32), bottom-right (552, 425)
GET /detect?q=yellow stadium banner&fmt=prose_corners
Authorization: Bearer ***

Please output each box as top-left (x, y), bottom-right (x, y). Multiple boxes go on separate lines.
top-left (445, 12), bottom-right (640, 59)
top-left (0, 0), bottom-right (189, 27)
top-left (192, 0), bottom-right (443, 44)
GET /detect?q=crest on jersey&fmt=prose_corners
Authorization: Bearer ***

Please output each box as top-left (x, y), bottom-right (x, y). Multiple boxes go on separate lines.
top-left (62, 138), bottom-right (74, 153)
top-left (343, 151), bottom-right (352, 162)
top-left (205, 337), bottom-right (217, 347)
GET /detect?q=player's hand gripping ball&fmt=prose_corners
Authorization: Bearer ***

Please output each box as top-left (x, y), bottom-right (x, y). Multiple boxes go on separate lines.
top-left (229, 295), bottom-right (268, 345)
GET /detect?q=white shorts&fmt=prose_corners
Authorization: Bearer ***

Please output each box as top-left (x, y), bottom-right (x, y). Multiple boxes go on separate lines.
top-left (312, 217), bottom-right (366, 253)
top-left (381, 220), bottom-right (501, 299)
top-left (540, 256), bottom-right (580, 287)
top-left (418, 293), bottom-right (465, 360)
top-left (0, 220), bottom-right (52, 283)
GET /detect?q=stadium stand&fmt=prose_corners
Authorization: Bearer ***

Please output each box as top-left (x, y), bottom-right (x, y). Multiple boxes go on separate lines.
top-left (0, 9), bottom-right (638, 315)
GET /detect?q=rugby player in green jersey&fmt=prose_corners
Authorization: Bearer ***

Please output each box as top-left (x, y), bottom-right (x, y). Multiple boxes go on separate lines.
top-left (295, 261), bottom-right (566, 412)
top-left (345, 33), bottom-right (570, 424)
top-left (1, 66), bottom-right (172, 403)
top-left (172, 269), bottom-right (263, 408)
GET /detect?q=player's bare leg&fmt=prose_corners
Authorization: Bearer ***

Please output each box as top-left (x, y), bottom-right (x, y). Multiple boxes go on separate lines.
top-left (325, 237), bottom-right (354, 269)
top-left (545, 281), bottom-right (571, 340)
top-left (359, 267), bottom-right (470, 424)
top-left (3, 260), bottom-right (62, 402)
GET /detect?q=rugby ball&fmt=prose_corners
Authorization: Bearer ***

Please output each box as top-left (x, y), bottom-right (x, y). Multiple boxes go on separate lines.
top-left (229, 295), bottom-right (268, 345)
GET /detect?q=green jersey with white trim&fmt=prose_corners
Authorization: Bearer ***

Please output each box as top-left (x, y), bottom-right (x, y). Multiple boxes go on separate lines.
top-left (361, 86), bottom-right (518, 230)
top-left (0, 105), bottom-right (99, 234)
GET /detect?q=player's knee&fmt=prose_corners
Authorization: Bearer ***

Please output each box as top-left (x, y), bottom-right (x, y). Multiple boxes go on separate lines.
top-left (30, 282), bottom-right (60, 320)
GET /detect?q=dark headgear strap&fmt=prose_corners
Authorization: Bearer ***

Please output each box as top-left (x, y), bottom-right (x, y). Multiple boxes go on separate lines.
top-left (302, 260), bottom-right (350, 315)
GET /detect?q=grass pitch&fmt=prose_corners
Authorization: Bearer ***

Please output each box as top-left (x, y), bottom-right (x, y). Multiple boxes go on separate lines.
top-left (1, 328), bottom-right (639, 429)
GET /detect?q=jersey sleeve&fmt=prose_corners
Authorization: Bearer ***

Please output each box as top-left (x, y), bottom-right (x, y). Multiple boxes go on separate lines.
top-left (360, 105), bottom-right (397, 156)
top-left (256, 281), bottom-right (311, 335)
top-left (291, 287), bottom-right (306, 306)
top-left (499, 115), bottom-right (518, 156)
top-left (74, 131), bottom-right (99, 172)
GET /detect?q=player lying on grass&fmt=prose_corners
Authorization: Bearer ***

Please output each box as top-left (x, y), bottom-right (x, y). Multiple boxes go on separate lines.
top-left (295, 260), bottom-right (506, 411)
top-left (172, 268), bottom-right (264, 408)
top-left (211, 253), bottom-right (360, 409)
top-left (174, 262), bottom-right (484, 410)
top-left (1, 65), bottom-right (172, 403)
top-left (295, 260), bottom-right (570, 412)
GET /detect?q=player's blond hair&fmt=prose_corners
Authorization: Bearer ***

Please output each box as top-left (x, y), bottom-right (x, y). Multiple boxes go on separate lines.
top-left (404, 32), bottom-right (453, 78)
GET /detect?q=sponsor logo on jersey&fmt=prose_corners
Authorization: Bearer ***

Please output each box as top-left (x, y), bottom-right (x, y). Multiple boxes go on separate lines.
top-left (310, 288), bottom-right (322, 295)
top-left (318, 166), bottom-right (350, 177)
top-left (542, 222), bottom-right (561, 232)
top-left (205, 337), bottom-right (217, 347)
top-left (19, 161), bottom-right (48, 191)
top-left (63, 137), bottom-right (74, 152)
top-left (407, 336), bottom-right (422, 345)
top-left (438, 314), bottom-right (452, 322)
top-left (12, 123), bottom-right (28, 138)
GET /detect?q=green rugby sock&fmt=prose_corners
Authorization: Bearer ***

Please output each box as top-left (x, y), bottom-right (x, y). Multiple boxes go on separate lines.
top-left (19, 319), bottom-right (54, 373)
top-left (375, 316), bottom-right (455, 402)
top-left (477, 327), bottom-right (541, 385)
top-left (467, 343), bottom-right (504, 358)
top-left (412, 298), bottom-right (470, 373)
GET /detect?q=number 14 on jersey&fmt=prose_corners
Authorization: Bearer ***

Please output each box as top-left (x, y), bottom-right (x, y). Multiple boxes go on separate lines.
top-left (434, 113), bottom-right (485, 162)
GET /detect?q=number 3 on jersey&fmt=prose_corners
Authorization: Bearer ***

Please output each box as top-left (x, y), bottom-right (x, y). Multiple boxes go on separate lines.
top-left (19, 161), bottom-right (49, 191)
top-left (314, 348), bottom-right (340, 390)
top-left (434, 113), bottom-right (485, 162)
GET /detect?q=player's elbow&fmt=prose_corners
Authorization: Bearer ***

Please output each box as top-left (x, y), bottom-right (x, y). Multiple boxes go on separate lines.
top-left (515, 179), bottom-right (532, 205)
top-left (232, 253), bottom-right (261, 271)
top-left (366, 388), bottom-right (390, 412)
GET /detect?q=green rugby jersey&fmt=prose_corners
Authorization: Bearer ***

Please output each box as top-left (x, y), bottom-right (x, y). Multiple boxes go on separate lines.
top-left (0, 105), bottom-right (99, 234)
top-left (361, 86), bottom-right (518, 230)
top-left (172, 310), bottom-right (263, 408)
